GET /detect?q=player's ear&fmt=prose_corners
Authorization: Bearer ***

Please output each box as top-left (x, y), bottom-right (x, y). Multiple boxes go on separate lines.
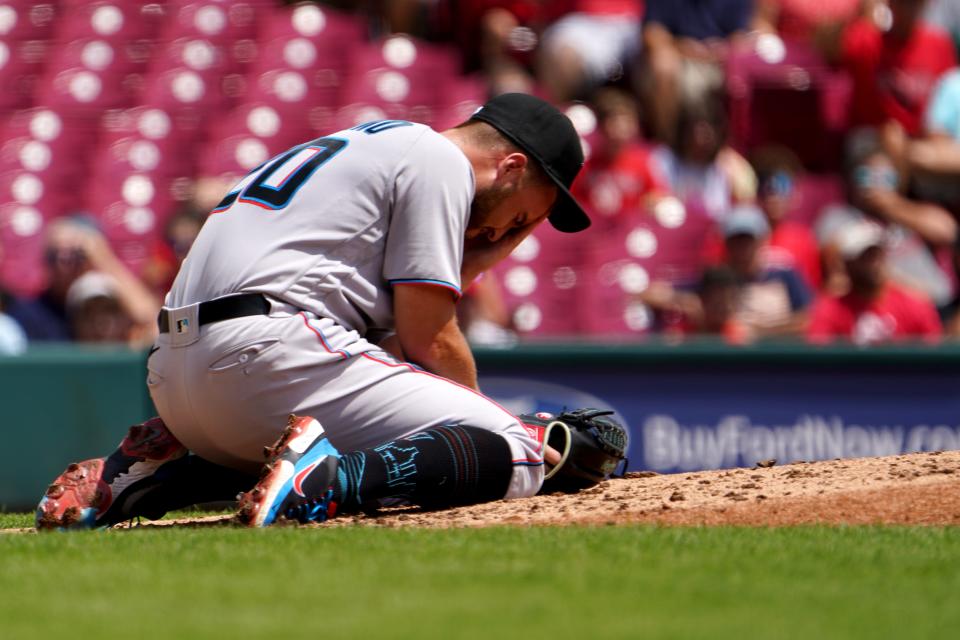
top-left (498, 152), bottom-right (528, 183)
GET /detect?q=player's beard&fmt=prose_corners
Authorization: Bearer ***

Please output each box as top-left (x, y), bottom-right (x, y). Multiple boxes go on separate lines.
top-left (467, 183), bottom-right (511, 233)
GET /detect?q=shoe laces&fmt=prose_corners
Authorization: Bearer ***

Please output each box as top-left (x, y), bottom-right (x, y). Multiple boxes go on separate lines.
top-left (284, 488), bottom-right (334, 524)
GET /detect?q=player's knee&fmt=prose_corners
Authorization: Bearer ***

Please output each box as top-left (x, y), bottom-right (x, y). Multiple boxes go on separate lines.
top-left (494, 426), bottom-right (546, 500)
top-left (411, 425), bottom-right (515, 507)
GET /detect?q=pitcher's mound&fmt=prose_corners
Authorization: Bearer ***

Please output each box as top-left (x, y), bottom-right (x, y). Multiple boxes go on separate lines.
top-left (328, 449), bottom-right (960, 528)
top-left (12, 450), bottom-right (959, 533)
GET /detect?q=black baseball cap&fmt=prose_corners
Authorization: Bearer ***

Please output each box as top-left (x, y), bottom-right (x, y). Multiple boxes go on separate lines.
top-left (470, 93), bottom-right (590, 233)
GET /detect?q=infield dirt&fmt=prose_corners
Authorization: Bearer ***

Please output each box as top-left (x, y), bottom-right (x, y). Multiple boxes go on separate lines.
top-left (332, 449), bottom-right (960, 528)
top-left (7, 450), bottom-right (960, 532)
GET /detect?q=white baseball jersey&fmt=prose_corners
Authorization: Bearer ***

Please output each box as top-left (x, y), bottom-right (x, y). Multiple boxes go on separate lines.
top-left (149, 120), bottom-right (545, 501)
top-left (168, 121), bottom-right (474, 336)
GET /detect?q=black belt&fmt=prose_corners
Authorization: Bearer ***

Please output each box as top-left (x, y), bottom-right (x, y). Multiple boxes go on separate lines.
top-left (157, 293), bottom-right (270, 333)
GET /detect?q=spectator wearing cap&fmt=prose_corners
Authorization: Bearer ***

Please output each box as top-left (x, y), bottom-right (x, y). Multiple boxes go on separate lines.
top-left (808, 221), bottom-right (942, 344)
top-left (6, 218), bottom-right (161, 343)
top-left (841, 0), bottom-right (956, 137)
top-left (817, 142), bottom-right (956, 306)
top-left (66, 272), bottom-right (131, 344)
top-left (65, 271), bottom-right (158, 347)
top-left (721, 204), bottom-right (812, 337)
top-left (639, 0), bottom-right (756, 146)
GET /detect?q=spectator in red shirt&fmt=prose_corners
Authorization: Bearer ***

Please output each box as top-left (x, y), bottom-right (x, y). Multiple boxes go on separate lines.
top-left (808, 220), bottom-right (942, 344)
top-left (752, 147), bottom-right (822, 288)
top-left (840, 0), bottom-right (956, 136)
top-left (572, 88), bottom-right (670, 229)
top-left (699, 146), bottom-right (821, 286)
top-left (753, 0), bottom-right (863, 61)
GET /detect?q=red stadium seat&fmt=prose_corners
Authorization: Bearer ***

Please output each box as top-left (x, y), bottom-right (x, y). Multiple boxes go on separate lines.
top-left (0, 108), bottom-right (101, 217)
top-left (0, 2), bottom-right (59, 41)
top-left (56, 2), bottom-right (166, 43)
top-left (205, 102), bottom-right (312, 159)
top-left (98, 105), bottom-right (204, 158)
top-left (35, 35), bottom-right (150, 112)
top-left (0, 40), bottom-right (47, 109)
top-left (140, 64), bottom-right (237, 113)
top-left (491, 225), bottom-right (585, 337)
top-left (0, 203), bottom-right (47, 295)
top-left (432, 75), bottom-right (487, 131)
top-left (256, 2), bottom-right (364, 45)
top-left (349, 35), bottom-right (460, 80)
top-left (0, 3), bottom-right (58, 109)
top-left (85, 165), bottom-right (182, 274)
top-left (196, 133), bottom-right (270, 179)
top-left (726, 39), bottom-right (852, 172)
top-left (163, 1), bottom-right (263, 43)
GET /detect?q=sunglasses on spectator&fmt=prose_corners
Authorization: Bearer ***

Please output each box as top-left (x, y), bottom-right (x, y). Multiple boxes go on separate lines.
top-left (44, 247), bottom-right (85, 267)
top-left (760, 171), bottom-right (793, 197)
top-left (853, 166), bottom-right (898, 190)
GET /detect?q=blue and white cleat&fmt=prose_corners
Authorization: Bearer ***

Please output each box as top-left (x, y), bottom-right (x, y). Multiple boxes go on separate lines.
top-left (236, 415), bottom-right (341, 527)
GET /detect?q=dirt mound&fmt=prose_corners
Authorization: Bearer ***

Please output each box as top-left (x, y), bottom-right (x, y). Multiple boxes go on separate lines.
top-left (328, 450), bottom-right (960, 528)
top-left (8, 450), bottom-right (960, 533)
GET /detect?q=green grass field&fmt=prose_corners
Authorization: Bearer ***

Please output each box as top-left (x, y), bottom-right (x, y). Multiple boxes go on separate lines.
top-left (1, 514), bottom-right (958, 639)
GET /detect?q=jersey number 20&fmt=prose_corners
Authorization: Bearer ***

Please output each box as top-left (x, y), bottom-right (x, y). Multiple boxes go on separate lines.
top-left (212, 137), bottom-right (348, 213)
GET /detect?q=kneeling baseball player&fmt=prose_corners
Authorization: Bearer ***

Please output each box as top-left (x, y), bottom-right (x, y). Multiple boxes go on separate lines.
top-left (36, 94), bottom-right (626, 529)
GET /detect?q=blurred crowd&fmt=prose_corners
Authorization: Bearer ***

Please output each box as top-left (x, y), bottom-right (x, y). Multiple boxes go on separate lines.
top-left (1, 0), bottom-right (960, 354)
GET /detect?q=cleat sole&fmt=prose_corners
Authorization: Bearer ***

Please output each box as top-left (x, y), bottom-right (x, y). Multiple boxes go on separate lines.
top-left (237, 415), bottom-right (324, 527)
top-left (35, 458), bottom-right (109, 531)
top-left (119, 417), bottom-right (187, 460)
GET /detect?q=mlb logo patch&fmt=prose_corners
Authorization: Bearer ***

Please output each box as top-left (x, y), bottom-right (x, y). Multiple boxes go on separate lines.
top-left (176, 318), bottom-right (190, 333)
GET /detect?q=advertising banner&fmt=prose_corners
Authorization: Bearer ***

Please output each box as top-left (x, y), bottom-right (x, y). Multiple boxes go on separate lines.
top-left (481, 361), bottom-right (960, 473)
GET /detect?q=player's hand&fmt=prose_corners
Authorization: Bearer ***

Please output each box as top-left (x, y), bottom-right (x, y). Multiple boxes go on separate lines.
top-left (461, 220), bottom-right (539, 283)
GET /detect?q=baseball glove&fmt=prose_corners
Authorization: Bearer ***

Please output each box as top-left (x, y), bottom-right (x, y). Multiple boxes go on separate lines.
top-left (520, 408), bottom-right (629, 494)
